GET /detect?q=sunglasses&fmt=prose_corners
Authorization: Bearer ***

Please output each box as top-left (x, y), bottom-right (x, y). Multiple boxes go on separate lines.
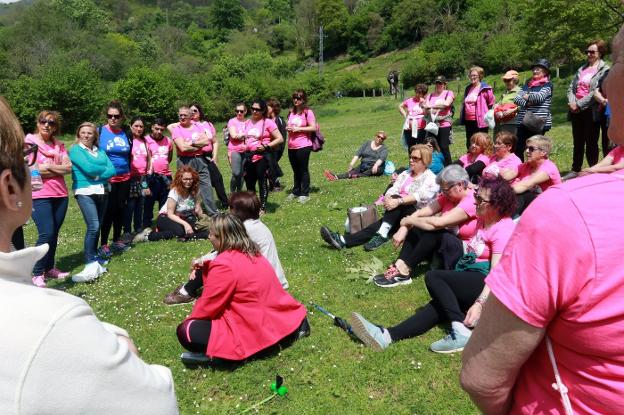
top-left (251, 107), bottom-right (262, 112)
top-left (585, 50), bottom-right (597, 55)
top-left (409, 155), bottom-right (422, 162)
top-left (38, 119), bottom-right (57, 126)
top-left (441, 183), bottom-right (458, 194)
top-left (474, 194), bottom-right (491, 205)
top-left (23, 142), bottom-right (38, 166)
top-left (526, 146), bottom-right (542, 153)
top-left (292, 95), bottom-right (303, 100)
top-left (107, 114), bottom-right (121, 120)
top-left (191, 108), bottom-right (199, 113)
top-left (235, 110), bottom-right (245, 114)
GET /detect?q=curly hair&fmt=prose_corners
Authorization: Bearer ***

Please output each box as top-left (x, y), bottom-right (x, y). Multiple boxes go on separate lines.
top-left (471, 132), bottom-right (494, 156)
top-left (478, 176), bottom-right (517, 218)
top-left (171, 166), bottom-right (199, 197)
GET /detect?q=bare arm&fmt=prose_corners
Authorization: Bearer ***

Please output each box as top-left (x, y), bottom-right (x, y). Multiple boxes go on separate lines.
top-left (398, 103), bottom-right (408, 117)
top-left (513, 170), bottom-right (549, 194)
top-left (38, 156), bottom-right (72, 177)
top-left (414, 205), bottom-right (469, 230)
top-left (348, 155), bottom-right (359, 170)
top-left (499, 168), bottom-right (519, 181)
top-left (461, 295), bottom-right (545, 414)
top-left (212, 141), bottom-right (219, 165)
top-left (173, 137), bottom-right (196, 153)
top-left (583, 155), bottom-right (624, 174)
top-left (165, 197), bottom-right (193, 233)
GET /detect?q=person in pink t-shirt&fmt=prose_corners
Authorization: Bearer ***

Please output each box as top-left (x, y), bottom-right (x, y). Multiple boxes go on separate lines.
top-left (25, 110), bottom-right (72, 287)
top-left (580, 144), bottom-right (624, 175)
top-left (286, 89), bottom-right (317, 203)
top-left (565, 39), bottom-right (610, 179)
top-left (422, 76), bottom-right (455, 166)
top-left (226, 103), bottom-right (250, 193)
top-left (483, 130), bottom-right (522, 181)
top-left (456, 132), bottom-right (493, 182)
top-left (374, 165), bottom-right (478, 288)
top-left (123, 116), bottom-right (151, 236)
top-left (244, 99), bottom-right (284, 213)
top-left (461, 24), bottom-right (624, 415)
top-left (349, 177), bottom-right (516, 353)
top-left (399, 83), bottom-right (428, 151)
top-left (460, 66), bottom-right (495, 150)
top-left (512, 134), bottom-right (561, 215)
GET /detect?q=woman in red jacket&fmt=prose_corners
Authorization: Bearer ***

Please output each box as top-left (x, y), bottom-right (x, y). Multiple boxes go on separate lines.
top-left (176, 213), bottom-right (309, 363)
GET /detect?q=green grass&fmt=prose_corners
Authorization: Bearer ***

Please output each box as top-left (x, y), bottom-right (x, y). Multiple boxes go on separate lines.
top-left (24, 89), bottom-right (578, 414)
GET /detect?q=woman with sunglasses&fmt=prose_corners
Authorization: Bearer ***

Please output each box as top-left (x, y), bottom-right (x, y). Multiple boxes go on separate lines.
top-left (267, 98), bottom-right (287, 191)
top-left (324, 131), bottom-right (388, 181)
top-left (24, 111), bottom-right (72, 287)
top-left (421, 76), bottom-right (455, 166)
top-left (349, 177), bottom-right (516, 354)
top-left (512, 135), bottom-right (561, 215)
top-left (564, 39), bottom-right (610, 180)
top-left (97, 100), bottom-right (132, 257)
top-left (227, 103), bottom-right (250, 193)
top-left (244, 99), bottom-right (284, 213)
top-left (286, 89), bottom-right (316, 203)
top-left (374, 165), bottom-right (478, 287)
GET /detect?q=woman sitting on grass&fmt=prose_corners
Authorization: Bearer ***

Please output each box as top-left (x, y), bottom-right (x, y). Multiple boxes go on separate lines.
top-left (423, 137), bottom-right (445, 174)
top-left (374, 165), bottom-right (478, 288)
top-left (163, 191), bottom-right (288, 305)
top-left (176, 213), bottom-right (309, 364)
top-left (136, 166), bottom-right (208, 242)
top-left (349, 177), bottom-right (517, 354)
top-left (320, 144), bottom-right (439, 252)
top-left (511, 135), bottom-right (561, 216)
top-left (482, 131), bottom-right (522, 181)
top-left (579, 144), bottom-right (624, 175)
top-left (324, 131), bottom-right (388, 180)
top-left (455, 132), bottom-right (493, 182)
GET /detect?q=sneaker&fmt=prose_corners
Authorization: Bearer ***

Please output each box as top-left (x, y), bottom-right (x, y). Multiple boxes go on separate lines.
top-left (111, 241), bottom-right (131, 253)
top-left (44, 268), bottom-right (69, 279)
top-left (163, 285), bottom-right (195, 306)
top-left (132, 227), bottom-right (152, 243)
top-left (374, 265), bottom-right (412, 288)
top-left (430, 329), bottom-right (471, 354)
top-left (298, 195), bottom-right (310, 204)
top-left (320, 226), bottom-right (345, 249)
top-left (323, 169), bottom-right (338, 181)
top-left (562, 171), bottom-right (579, 181)
top-left (118, 232), bottom-right (134, 245)
top-left (32, 275), bottom-right (46, 288)
top-left (363, 234), bottom-right (389, 251)
top-left (97, 245), bottom-right (113, 259)
top-left (72, 262), bottom-right (101, 283)
top-left (180, 352), bottom-right (212, 367)
top-left (96, 256), bottom-right (109, 266)
top-left (286, 193), bottom-right (297, 201)
top-left (349, 312), bottom-right (390, 351)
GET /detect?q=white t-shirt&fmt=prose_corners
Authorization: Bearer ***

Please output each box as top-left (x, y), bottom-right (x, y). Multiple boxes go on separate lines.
top-left (159, 189), bottom-right (196, 215)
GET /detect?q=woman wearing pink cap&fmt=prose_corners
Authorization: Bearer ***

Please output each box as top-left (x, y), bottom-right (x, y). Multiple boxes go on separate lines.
top-left (493, 70), bottom-right (521, 136)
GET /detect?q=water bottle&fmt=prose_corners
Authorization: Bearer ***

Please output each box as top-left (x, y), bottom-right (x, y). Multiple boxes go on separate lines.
top-left (30, 164), bottom-right (43, 191)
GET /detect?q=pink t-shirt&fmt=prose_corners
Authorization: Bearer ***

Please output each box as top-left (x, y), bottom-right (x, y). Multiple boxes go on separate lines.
top-left (245, 118), bottom-right (277, 162)
top-left (575, 66), bottom-right (598, 100)
top-left (607, 145), bottom-right (624, 164)
top-left (514, 159), bottom-right (562, 192)
top-left (145, 135), bottom-right (173, 176)
top-left (463, 86), bottom-right (479, 121)
top-left (483, 153), bottom-right (522, 178)
top-left (485, 172), bottom-right (624, 414)
top-left (459, 153), bottom-right (490, 169)
top-left (25, 134), bottom-right (68, 199)
top-left (172, 123), bottom-right (205, 157)
top-left (194, 121), bottom-right (216, 153)
top-left (227, 117), bottom-right (249, 153)
top-left (426, 90), bottom-right (455, 128)
top-left (465, 217), bottom-right (515, 262)
top-left (402, 97), bottom-right (426, 129)
top-left (287, 109), bottom-right (315, 150)
top-left (436, 189), bottom-right (478, 240)
top-left (130, 137), bottom-right (149, 177)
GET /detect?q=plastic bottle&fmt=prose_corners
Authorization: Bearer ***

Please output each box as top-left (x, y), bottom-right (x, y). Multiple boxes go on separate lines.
top-left (30, 164), bottom-right (43, 191)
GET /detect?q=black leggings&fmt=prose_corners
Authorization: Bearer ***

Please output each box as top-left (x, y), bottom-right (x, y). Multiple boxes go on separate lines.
top-left (570, 108), bottom-right (600, 172)
top-left (433, 126), bottom-right (452, 166)
top-left (101, 180), bottom-right (131, 246)
top-left (343, 204), bottom-right (417, 247)
top-left (388, 270), bottom-right (485, 341)
top-left (244, 157), bottom-right (269, 210)
top-left (288, 147), bottom-right (312, 196)
top-left (336, 165), bottom-right (383, 179)
top-left (514, 191), bottom-right (539, 217)
top-left (184, 269), bottom-right (203, 297)
top-left (515, 124), bottom-right (550, 161)
top-left (398, 228), bottom-right (449, 270)
top-left (148, 215), bottom-right (208, 241)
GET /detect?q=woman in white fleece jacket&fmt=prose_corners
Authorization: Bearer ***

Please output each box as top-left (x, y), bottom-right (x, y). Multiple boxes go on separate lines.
top-left (0, 97), bottom-right (178, 415)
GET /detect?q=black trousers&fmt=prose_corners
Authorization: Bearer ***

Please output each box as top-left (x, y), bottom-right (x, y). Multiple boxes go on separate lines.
top-left (148, 215), bottom-right (208, 241)
top-left (288, 147), bottom-right (312, 196)
top-left (336, 165), bottom-right (383, 179)
top-left (570, 108), bottom-right (600, 172)
top-left (464, 120), bottom-right (488, 150)
top-left (101, 180), bottom-right (130, 246)
top-left (433, 126), bottom-right (452, 166)
top-left (244, 157), bottom-right (269, 210)
top-left (398, 228), bottom-right (452, 270)
top-left (343, 204), bottom-right (417, 247)
top-left (600, 111), bottom-right (611, 157)
top-left (387, 270), bottom-right (485, 341)
top-left (514, 191), bottom-right (539, 217)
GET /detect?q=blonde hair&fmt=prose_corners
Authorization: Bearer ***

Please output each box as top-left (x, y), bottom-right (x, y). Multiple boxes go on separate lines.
top-left (210, 213), bottom-right (260, 256)
top-left (469, 66), bottom-right (485, 80)
top-left (527, 135), bottom-right (553, 156)
top-left (75, 122), bottom-right (100, 148)
top-left (409, 144), bottom-right (433, 167)
top-left (376, 130), bottom-right (387, 140)
top-left (471, 132), bottom-right (494, 156)
top-left (0, 97), bottom-right (27, 187)
top-left (35, 110), bottom-right (61, 136)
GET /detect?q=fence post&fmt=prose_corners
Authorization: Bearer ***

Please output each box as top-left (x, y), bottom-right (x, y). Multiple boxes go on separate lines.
top-left (373, 88), bottom-right (376, 97)
top-left (363, 89), bottom-right (366, 98)
top-left (556, 67), bottom-right (560, 78)
top-left (381, 88), bottom-right (384, 97)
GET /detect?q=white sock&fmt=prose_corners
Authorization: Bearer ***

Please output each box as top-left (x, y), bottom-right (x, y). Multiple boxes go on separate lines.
top-left (179, 285), bottom-right (190, 296)
top-left (382, 328), bottom-right (392, 343)
top-left (451, 321), bottom-right (472, 337)
top-left (339, 235), bottom-right (346, 244)
top-left (377, 222), bottom-right (392, 238)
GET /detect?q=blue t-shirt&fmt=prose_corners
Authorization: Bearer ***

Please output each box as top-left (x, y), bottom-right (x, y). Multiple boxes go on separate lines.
top-left (429, 151), bottom-right (445, 174)
top-left (99, 126), bottom-right (131, 176)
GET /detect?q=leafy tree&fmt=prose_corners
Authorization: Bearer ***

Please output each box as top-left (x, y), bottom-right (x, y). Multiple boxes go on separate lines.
top-left (209, 0), bottom-right (245, 40)
top-left (316, 0), bottom-right (349, 57)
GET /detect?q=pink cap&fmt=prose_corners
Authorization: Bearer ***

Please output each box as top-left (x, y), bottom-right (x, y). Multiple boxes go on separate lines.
top-left (502, 70), bottom-right (519, 80)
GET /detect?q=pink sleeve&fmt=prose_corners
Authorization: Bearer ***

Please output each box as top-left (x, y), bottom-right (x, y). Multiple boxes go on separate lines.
top-left (265, 118), bottom-right (277, 134)
top-left (485, 190), bottom-right (593, 328)
top-left (539, 160), bottom-right (560, 182)
top-left (227, 118), bottom-right (235, 129)
top-left (458, 191), bottom-right (477, 218)
top-left (305, 109), bottom-right (316, 126)
top-left (486, 89), bottom-right (495, 107)
top-left (477, 154), bottom-right (491, 165)
top-left (458, 154), bottom-right (469, 166)
top-left (489, 219), bottom-right (515, 254)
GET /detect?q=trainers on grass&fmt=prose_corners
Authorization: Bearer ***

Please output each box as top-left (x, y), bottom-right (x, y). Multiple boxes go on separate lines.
top-left (163, 285), bottom-right (196, 306)
top-left (320, 226), bottom-right (345, 249)
top-left (363, 234), bottom-right (388, 251)
top-left (430, 329), bottom-right (470, 354)
top-left (349, 312), bottom-right (390, 351)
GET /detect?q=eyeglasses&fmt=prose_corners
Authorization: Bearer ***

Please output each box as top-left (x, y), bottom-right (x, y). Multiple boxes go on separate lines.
top-left (23, 142), bottom-right (38, 166)
top-left (585, 50), bottom-right (598, 55)
top-left (107, 114), bottom-right (121, 120)
top-left (526, 146), bottom-right (542, 153)
top-left (376, 135), bottom-right (385, 140)
top-left (181, 177), bottom-right (194, 181)
top-left (409, 155), bottom-right (422, 162)
top-left (38, 119), bottom-right (57, 126)
top-left (292, 95), bottom-right (303, 100)
top-left (178, 114), bottom-right (189, 119)
top-left (191, 108), bottom-right (199, 113)
top-left (251, 107), bottom-right (262, 112)
top-left (474, 194), bottom-right (491, 205)
top-left (235, 110), bottom-right (245, 114)
top-left (441, 183), bottom-right (458, 194)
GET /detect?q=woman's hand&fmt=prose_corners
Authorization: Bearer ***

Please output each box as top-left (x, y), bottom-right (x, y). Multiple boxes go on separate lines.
top-left (183, 223), bottom-right (194, 235)
top-left (464, 302), bottom-right (483, 327)
top-left (384, 197), bottom-right (400, 211)
top-left (392, 226), bottom-right (409, 248)
top-left (190, 258), bottom-right (202, 270)
top-left (286, 126), bottom-right (298, 133)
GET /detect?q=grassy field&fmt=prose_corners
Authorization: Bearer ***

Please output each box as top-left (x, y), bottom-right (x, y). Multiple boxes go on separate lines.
top-left (25, 89), bottom-right (580, 414)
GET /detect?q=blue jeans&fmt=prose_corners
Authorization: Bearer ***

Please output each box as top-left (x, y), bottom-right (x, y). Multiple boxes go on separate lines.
top-left (144, 174), bottom-right (171, 228)
top-left (124, 195), bottom-right (144, 234)
top-left (76, 194), bottom-right (108, 264)
top-left (31, 197), bottom-right (69, 275)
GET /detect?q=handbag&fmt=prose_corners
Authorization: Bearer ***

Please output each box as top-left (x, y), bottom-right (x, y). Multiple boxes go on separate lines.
top-left (521, 110), bottom-right (546, 133)
top-left (346, 205), bottom-right (378, 234)
top-left (424, 110), bottom-right (439, 136)
top-left (305, 109), bottom-right (325, 152)
top-left (194, 213), bottom-right (211, 232)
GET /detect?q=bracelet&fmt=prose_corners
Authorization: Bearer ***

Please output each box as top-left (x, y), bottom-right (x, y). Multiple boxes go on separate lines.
top-left (475, 296), bottom-right (488, 306)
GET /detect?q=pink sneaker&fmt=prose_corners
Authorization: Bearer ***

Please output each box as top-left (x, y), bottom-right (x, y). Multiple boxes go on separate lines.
top-left (45, 268), bottom-right (70, 279)
top-left (32, 275), bottom-right (46, 288)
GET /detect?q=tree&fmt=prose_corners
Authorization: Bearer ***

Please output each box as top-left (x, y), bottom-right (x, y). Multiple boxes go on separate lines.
top-left (209, 0), bottom-right (245, 41)
top-left (316, 0), bottom-right (349, 57)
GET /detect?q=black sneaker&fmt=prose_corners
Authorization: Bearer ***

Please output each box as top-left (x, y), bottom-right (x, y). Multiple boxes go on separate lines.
top-left (363, 234), bottom-right (389, 251)
top-left (374, 274), bottom-right (412, 288)
top-left (320, 226), bottom-right (345, 249)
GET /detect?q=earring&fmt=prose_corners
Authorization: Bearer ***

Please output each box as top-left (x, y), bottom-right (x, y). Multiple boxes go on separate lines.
top-left (17, 201), bottom-right (23, 208)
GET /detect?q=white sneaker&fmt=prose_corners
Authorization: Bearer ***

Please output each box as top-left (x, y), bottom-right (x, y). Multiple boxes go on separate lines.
top-left (132, 227), bottom-right (152, 243)
top-left (97, 263), bottom-right (107, 275)
top-left (286, 193), bottom-right (297, 201)
top-left (298, 195), bottom-right (310, 204)
top-left (72, 262), bottom-right (101, 283)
